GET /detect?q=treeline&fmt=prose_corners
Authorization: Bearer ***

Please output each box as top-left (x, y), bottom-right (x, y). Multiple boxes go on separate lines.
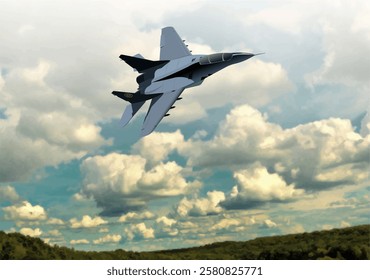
top-left (0, 224), bottom-right (369, 260)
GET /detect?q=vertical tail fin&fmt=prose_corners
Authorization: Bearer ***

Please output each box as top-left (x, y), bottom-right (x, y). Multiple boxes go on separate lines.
top-left (120, 101), bottom-right (145, 127)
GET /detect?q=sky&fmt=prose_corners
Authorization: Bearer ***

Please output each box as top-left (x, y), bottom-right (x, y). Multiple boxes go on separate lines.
top-left (0, 0), bottom-right (369, 252)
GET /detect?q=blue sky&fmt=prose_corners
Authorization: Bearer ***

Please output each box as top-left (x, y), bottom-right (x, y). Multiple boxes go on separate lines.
top-left (0, 0), bottom-right (369, 252)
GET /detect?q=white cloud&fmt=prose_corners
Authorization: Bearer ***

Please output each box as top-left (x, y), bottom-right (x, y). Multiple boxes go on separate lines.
top-left (20, 227), bottom-right (42, 237)
top-left (93, 234), bottom-right (122, 245)
top-left (124, 223), bottom-right (155, 241)
top-left (154, 216), bottom-right (179, 237)
top-left (47, 218), bottom-right (65, 225)
top-left (156, 216), bottom-right (177, 227)
top-left (262, 219), bottom-right (277, 228)
top-left (118, 211), bottom-right (155, 223)
top-left (178, 221), bottom-right (198, 230)
top-left (210, 218), bottom-right (241, 231)
top-left (47, 230), bottom-right (61, 237)
top-left (138, 161), bottom-right (198, 196)
top-left (223, 165), bottom-right (305, 208)
top-left (70, 239), bottom-right (90, 245)
top-left (0, 185), bottom-right (20, 202)
top-left (179, 104), bottom-right (369, 195)
top-left (133, 130), bottom-right (184, 164)
top-left (315, 163), bottom-right (368, 183)
top-left (177, 191), bottom-right (225, 217)
top-left (3, 201), bottom-right (47, 221)
top-left (80, 152), bottom-right (201, 215)
top-left (21, 60), bottom-right (51, 86)
top-left (0, 60), bottom-right (111, 182)
top-left (207, 214), bottom-right (256, 233)
top-left (191, 130), bottom-right (208, 140)
top-left (120, 103), bottom-right (369, 213)
top-left (162, 100), bottom-right (207, 125)
top-left (70, 215), bottom-right (107, 229)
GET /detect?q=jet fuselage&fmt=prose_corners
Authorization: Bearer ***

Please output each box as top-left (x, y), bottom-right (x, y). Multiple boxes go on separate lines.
top-left (138, 52), bottom-right (254, 96)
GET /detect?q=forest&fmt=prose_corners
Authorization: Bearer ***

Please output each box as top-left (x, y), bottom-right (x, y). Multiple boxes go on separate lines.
top-left (0, 224), bottom-right (369, 260)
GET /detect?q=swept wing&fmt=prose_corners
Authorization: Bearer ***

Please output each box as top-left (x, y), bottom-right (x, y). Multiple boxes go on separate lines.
top-left (141, 88), bottom-right (184, 137)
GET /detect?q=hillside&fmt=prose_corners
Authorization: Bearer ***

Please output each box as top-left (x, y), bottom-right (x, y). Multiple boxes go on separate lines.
top-left (0, 224), bottom-right (369, 260)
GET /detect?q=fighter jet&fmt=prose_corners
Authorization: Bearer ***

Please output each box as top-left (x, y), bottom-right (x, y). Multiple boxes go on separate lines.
top-left (112, 26), bottom-right (257, 137)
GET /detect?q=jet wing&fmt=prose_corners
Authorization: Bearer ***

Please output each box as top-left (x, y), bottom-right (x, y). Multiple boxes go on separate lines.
top-left (160, 27), bottom-right (191, 60)
top-left (141, 88), bottom-right (184, 137)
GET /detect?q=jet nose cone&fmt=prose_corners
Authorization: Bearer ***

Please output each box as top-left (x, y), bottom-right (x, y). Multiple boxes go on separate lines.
top-left (233, 52), bottom-right (255, 58)
top-left (231, 52), bottom-right (256, 62)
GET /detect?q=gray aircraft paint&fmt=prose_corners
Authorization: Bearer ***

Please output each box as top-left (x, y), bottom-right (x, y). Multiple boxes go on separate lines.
top-left (113, 26), bottom-right (257, 137)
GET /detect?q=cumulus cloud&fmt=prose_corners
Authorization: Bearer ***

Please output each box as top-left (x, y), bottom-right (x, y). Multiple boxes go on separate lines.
top-left (0, 185), bottom-right (20, 203)
top-left (80, 153), bottom-right (201, 216)
top-left (222, 165), bottom-right (305, 209)
top-left (93, 234), bottom-right (122, 244)
top-left (47, 230), bottom-right (62, 237)
top-left (162, 100), bottom-right (208, 125)
top-left (3, 201), bottom-right (47, 221)
top-left (119, 103), bottom-right (369, 213)
top-left (177, 191), bottom-right (225, 217)
top-left (209, 214), bottom-right (256, 233)
top-left (20, 227), bottom-right (42, 237)
top-left (118, 211), bottom-right (155, 223)
top-left (133, 130), bottom-right (184, 164)
top-left (179, 104), bottom-right (369, 195)
top-left (210, 218), bottom-right (242, 231)
top-left (70, 215), bottom-right (107, 229)
top-left (0, 60), bottom-right (111, 182)
top-left (47, 218), bottom-right (65, 225)
top-left (154, 216), bottom-right (179, 237)
top-left (156, 216), bottom-right (177, 227)
top-left (124, 223), bottom-right (155, 241)
top-left (70, 239), bottom-right (90, 245)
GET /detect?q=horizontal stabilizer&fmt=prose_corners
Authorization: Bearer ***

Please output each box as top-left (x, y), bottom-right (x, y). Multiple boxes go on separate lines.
top-left (112, 91), bottom-right (136, 102)
top-left (120, 55), bottom-right (168, 73)
top-left (112, 91), bottom-right (161, 103)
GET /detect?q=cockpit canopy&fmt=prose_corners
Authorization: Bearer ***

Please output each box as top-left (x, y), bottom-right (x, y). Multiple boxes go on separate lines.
top-left (199, 53), bottom-right (234, 65)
